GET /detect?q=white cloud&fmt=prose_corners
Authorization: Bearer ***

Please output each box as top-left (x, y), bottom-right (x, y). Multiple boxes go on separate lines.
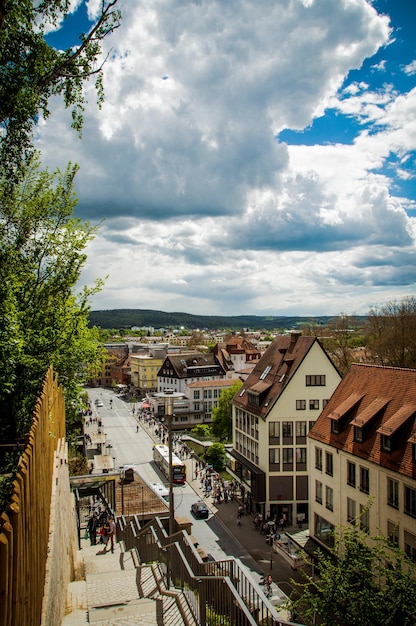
top-left (36, 0), bottom-right (416, 317)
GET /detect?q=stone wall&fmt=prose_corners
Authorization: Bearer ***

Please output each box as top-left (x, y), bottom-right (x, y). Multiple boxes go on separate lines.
top-left (41, 439), bottom-right (79, 626)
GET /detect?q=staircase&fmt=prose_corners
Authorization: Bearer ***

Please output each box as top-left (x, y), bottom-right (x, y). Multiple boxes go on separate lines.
top-left (62, 540), bottom-right (197, 625)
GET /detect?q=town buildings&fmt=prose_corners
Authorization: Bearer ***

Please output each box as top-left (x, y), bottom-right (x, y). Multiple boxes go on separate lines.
top-left (230, 332), bottom-right (341, 525)
top-left (308, 364), bottom-right (416, 559)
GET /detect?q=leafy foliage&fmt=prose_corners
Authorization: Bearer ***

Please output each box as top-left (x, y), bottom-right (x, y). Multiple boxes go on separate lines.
top-left (88, 309), bottom-right (345, 331)
top-left (287, 514), bottom-right (416, 626)
top-left (364, 297), bottom-right (416, 368)
top-left (190, 424), bottom-right (211, 438)
top-left (204, 442), bottom-right (226, 471)
top-left (0, 0), bottom-right (121, 181)
top-left (211, 380), bottom-right (243, 442)
top-left (0, 159), bottom-right (103, 442)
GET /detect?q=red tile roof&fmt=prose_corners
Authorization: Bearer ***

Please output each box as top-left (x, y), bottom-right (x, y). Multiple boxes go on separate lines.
top-left (309, 364), bottom-right (416, 479)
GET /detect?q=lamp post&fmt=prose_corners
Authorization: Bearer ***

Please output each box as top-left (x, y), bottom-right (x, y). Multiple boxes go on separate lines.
top-left (155, 390), bottom-right (184, 536)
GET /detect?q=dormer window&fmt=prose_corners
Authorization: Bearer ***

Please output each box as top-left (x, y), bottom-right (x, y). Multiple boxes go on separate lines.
top-left (381, 435), bottom-right (392, 452)
top-left (331, 419), bottom-right (340, 435)
top-left (354, 426), bottom-right (363, 443)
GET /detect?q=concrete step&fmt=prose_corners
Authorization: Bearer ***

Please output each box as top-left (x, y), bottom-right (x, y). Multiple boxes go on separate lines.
top-left (63, 539), bottom-right (197, 625)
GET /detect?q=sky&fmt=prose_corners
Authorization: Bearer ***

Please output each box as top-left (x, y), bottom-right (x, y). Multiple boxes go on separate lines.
top-left (37, 0), bottom-right (416, 318)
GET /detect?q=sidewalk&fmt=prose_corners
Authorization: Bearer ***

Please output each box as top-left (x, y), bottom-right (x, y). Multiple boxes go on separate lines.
top-left (186, 462), bottom-right (303, 583)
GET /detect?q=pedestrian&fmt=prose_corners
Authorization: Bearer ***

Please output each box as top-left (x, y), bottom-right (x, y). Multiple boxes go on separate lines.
top-left (104, 517), bottom-right (116, 553)
top-left (87, 512), bottom-right (99, 545)
top-left (99, 524), bottom-right (107, 546)
top-left (237, 512), bottom-right (241, 525)
top-left (136, 424), bottom-right (139, 432)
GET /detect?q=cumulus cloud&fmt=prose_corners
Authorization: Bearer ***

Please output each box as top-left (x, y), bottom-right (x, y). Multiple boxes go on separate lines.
top-left (36, 0), bottom-right (416, 316)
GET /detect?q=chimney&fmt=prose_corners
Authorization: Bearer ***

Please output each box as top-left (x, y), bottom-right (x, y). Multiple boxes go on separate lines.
top-left (288, 331), bottom-right (302, 352)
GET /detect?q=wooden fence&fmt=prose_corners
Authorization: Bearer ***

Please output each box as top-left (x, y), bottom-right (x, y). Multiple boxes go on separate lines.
top-left (0, 366), bottom-right (66, 626)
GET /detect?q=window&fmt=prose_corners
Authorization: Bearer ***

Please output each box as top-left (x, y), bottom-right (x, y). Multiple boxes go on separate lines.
top-left (282, 422), bottom-right (293, 437)
top-left (359, 505), bottom-right (370, 532)
top-left (331, 419), bottom-right (340, 434)
top-left (269, 421), bottom-right (280, 440)
top-left (360, 466), bottom-right (369, 494)
top-left (309, 399), bottom-right (320, 410)
top-left (296, 447), bottom-right (307, 467)
top-left (354, 426), bottom-right (363, 443)
top-left (315, 480), bottom-right (323, 504)
top-left (247, 392), bottom-right (259, 407)
top-left (315, 447), bottom-right (323, 471)
top-left (194, 403), bottom-right (200, 411)
top-left (306, 375), bottom-right (326, 386)
top-left (347, 461), bottom-right (356, 488)
top-left (387, 478), bottom-right (399, 509)
top-left (381, 435), bottom-right (392, 452)
top-left (282, 448), bottom-right (293, 465)
top-left (296, 399), bottom-right (306, 410)
top-left (193, 390), bottom-right (200, 399)
top-left (404, 531), bottom-right (416, 562)
top-left (269, 448), bottom-right (280, 465)
top-left (315, 514), bottom-right (334, 548)
top-left (325, 452), bottom-right (333, 477)
top-left (326, 486), bottom-right (333, 511)
top-left (388, 520), bottom-right (399, 546)
top-left (296, 421), bottom-right (307, 437)
top-left (404, 486), bottom-right (416, 518)
top-left (347, 497), bottom-right (356, 523)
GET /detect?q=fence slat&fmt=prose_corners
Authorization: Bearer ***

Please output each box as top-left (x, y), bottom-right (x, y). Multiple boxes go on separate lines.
top-left (0, 366), bottom-right (66, 626)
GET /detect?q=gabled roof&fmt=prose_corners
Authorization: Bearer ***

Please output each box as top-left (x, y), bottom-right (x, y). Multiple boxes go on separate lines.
top-left (159, 352), bottom-right (226, 378)
top-left (309, 364), bottom-right (416, 478)
top-left (233, 333), bottom-right (331, 419)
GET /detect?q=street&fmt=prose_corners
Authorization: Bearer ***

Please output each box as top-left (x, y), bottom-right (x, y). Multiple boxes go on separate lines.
top-left (85, 386), bottom-right (303, 605)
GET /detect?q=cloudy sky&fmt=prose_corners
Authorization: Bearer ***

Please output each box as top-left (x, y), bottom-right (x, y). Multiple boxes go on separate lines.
top-left (38, 0), bottom-right (416, 317)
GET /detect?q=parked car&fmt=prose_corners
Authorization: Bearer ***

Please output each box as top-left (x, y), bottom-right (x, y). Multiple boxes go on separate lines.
top-left (191, 501), bottom-right (209, 519)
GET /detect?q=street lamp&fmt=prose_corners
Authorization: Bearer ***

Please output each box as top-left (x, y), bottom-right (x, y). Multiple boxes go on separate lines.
top-left (155, 390), bottom-right (184, 536)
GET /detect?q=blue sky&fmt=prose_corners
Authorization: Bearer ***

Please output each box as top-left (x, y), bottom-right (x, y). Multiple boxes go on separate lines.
top-left (38, 0), bottom-right (416, 317)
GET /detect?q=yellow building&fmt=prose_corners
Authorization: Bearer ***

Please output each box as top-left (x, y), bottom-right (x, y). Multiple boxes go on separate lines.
top-left (131, 353), bottom-right (164, 395)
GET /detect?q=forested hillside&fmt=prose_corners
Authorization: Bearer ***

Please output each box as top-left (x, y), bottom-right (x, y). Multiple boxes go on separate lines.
top-left (88, 308), bottom-right (347, 331)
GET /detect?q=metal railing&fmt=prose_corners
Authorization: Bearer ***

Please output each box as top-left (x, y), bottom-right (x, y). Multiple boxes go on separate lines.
top-left (118, 515), bottom-right (304, 626)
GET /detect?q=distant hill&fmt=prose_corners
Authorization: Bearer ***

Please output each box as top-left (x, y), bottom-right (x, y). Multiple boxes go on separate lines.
top-left (88, 308), bottom-right (351, 331)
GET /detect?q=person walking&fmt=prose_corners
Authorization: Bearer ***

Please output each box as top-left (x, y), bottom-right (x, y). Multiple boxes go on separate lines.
top-left (87, 512), bottom-right (99, 545)
top-left (104, 517), bottom-right (116, 553)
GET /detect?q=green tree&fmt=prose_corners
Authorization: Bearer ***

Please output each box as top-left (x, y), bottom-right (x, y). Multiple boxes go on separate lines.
top-left (364, 296), bottom-right (416, 368)
top-left (0, 158), bottom-right (103, 442)
top-left (0, 0), bottom-right (121, 180)
top-left (211, 380), bottom-right (242, 442)
top-left (204, 442), bottom-right (226, 472)
top-left (287, 514), bottom-right (416, 626)
top-left (191, 424), bottom-right (211, 438)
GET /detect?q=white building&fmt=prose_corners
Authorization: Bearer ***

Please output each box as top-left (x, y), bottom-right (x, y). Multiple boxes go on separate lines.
top-left (309, 364), bottom-right (416, 559)
top-left (231, 333), bottom-right (341, 524)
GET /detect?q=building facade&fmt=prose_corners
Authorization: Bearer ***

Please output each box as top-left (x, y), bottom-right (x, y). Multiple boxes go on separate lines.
top-left (308, 364), bottom-right (416, 559)
top-left (231, 333), bottom-right (341, 523)
top-left (157, 352), bottom-right (226, 394)
top-left (130, 350), bottom-right (166, 395)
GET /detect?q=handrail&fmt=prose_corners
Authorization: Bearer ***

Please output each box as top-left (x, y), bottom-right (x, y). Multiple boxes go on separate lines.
top-left (119, 515), bottom-right (304, 626)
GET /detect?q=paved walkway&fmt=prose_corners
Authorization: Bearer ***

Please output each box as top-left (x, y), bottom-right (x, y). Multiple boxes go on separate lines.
top-left (62, 416), bottom-right (305, 624)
